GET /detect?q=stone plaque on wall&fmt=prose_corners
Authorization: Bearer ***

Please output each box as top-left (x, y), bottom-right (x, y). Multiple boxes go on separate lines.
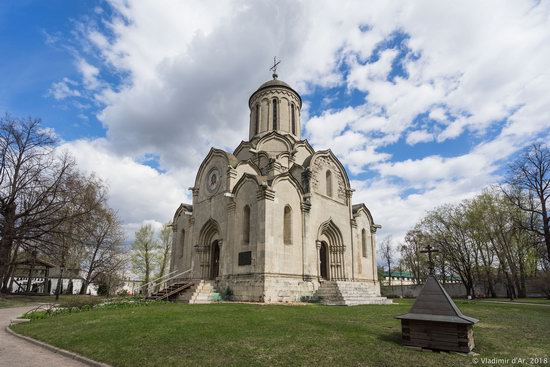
top-left (238, 251), bottom-right (252, 266)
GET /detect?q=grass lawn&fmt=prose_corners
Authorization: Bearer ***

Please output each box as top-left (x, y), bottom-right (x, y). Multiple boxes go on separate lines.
top-left (11, 299), bottom-right (550, 367)
top-left (477, 298), bottom-right (550, 305)
top-left (0, 294), bottom-right (104, 309)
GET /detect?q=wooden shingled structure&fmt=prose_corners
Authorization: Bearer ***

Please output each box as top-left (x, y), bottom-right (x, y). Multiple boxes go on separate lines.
top-left (396, 275), bottom-right (478, 353)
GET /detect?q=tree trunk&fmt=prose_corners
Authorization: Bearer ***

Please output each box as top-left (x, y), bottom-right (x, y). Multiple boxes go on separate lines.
top-left (387, 260), bottom-right (391, 286)
top-left (55, 268), bottom-right (64, 301)
top-left (541, 203), bottom-right (550, 262)
top-left (0, 204), bottom-right (16, 293)
top-left (79, 280), bottom-right (89, 295)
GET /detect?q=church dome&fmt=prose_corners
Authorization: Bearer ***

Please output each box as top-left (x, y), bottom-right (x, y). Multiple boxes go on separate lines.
top-left (248, 76), bottom-right (302, 140)
top-left (250, 78), bottom-right (302, 107)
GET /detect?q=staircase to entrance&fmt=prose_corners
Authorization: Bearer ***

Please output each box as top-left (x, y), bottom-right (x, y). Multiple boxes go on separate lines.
top-left (140, 269), bottom-right (220, 303)
top-left (314, 281), bottom-right (392, 305)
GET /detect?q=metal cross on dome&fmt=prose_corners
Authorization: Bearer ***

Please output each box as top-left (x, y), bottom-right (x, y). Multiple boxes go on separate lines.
top-left (270, 56), bottom-right (281, 79)
top-left (420, 244), bottom-right (439, 275)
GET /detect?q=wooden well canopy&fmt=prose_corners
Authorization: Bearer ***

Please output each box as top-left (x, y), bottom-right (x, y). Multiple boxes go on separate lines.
top-left (396, 275), bottom-right (479, 353)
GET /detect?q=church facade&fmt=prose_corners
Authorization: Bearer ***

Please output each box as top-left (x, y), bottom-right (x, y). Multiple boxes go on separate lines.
top-left (169, 75), bottom-right (386, 304)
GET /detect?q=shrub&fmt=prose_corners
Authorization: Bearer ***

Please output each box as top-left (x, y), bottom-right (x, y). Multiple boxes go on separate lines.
top-left (220, 287), bottom-right (234, 301)
top-left (300, 295), bottom-right (321, 303)
top-left (58, 297), bottom-right (103, 310)
top-left (97, 283), bottom-right (110, 296)
top-left (117, 289), bottom-right (129, 297)
top-left (532, 272), bottom-right (550, 299)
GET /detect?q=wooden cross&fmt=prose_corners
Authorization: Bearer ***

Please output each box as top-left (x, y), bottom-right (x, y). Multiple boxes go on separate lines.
top-left (420, 244), bottom-right (439, 275)
top-left (270, 56), bottom-right (281, 79)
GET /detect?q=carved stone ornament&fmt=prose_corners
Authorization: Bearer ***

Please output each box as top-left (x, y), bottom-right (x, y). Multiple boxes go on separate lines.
top-left (206, 167), bottom-right (221, 194)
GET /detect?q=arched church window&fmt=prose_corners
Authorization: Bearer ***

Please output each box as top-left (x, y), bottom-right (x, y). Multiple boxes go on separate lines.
top-left (362, 228), bottom-right (367, 257)
top-left (326, 170), bottom-right (333, 197)
top-left (291, 103), bottom-right (296, 134)
top-left (284, 205), bottom-right (292, 244)
top-left (180, 229), bottom-right (185, 258)
top-left (243, 205), bottom-right (251, 244)
top-left (255, 104), bottom-right (260, 134)
top-left (272, 99), bottom-right (278, 130)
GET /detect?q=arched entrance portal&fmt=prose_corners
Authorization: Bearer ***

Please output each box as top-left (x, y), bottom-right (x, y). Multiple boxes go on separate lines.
top-left (317, 219), bottom-right (347, 281)
top-left (319, 241), bottom-right (329, 280)
top-left (210, 240), bottom-right (220, 279)
top-left (198, 218), bottom-right (222, 279)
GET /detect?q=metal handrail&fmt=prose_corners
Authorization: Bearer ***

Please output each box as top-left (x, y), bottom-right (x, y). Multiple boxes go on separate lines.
top-left (155, 282), bottom-right (194, 301)
top-left (138, 269), bottom-right (178, 295)
top-left (144, 268), bottom-right (192, 298)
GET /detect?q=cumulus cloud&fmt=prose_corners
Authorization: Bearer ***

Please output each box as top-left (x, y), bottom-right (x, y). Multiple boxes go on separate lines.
top-left (60, 139), bottom-right (191, 240)
top-left (406, 130), bottom-right (433, 145)
top-left (48, 0), bottom-right (550, 243)
top-left (48, 78), bottom-right (81, 100)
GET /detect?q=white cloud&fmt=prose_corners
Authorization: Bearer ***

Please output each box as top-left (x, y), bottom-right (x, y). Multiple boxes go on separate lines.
top-left (50, 0), bottom-right (550, 244)
top-left (428, 107), bottom-right (446, 122)
top-left (60, 139), bottom-right (192, 240)
top-left (406, 130), bottom-right (433, 145)
top-left (77, 58), bottom-right (101, 90)
top-left (48, 78), bottom-right (81, 100)
top-left (347, 48), bottom-right (399, 88)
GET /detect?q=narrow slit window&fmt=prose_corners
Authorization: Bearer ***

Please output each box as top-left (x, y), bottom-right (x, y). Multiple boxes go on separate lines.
top-left (255, 104), bottom-right (260, 134)
top-left (284, 205), bottom-right (292, 244)
top-left (291, 104), bottom-right (296, 134)
top-left (326, 170), bottom-right (333, 197)
top-left (243, 205), bottom-right (250, 244)
top-left (362, 229), bottom-right (367, 257)
top-left (180, 229), bottom-right (185, 258)
top-left (272, 99), bottom-right (278, 130)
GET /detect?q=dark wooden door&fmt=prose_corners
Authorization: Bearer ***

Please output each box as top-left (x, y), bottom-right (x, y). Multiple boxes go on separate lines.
top-left (210, 240), bottom-right (220, 279)
top-left (320, 242), bottom-right (328, 280)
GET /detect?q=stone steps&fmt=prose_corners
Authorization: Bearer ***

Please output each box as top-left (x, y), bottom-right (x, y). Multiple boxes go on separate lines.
top-left (315, 281), bottom-right (392, 306)
top-left (178, 280), bottom-right (220, 304)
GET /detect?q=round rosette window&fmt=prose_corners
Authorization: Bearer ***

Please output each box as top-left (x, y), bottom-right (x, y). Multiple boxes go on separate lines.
top-left (206, 167), bottom-right (221, 194)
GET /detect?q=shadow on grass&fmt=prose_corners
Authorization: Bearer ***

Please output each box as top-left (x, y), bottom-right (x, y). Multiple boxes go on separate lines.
top-left (377, 330), bottom-right (402, 345)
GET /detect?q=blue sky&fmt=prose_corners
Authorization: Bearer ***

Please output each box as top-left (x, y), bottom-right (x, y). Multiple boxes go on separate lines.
top-left (1, 1), bottom-right (549, 243)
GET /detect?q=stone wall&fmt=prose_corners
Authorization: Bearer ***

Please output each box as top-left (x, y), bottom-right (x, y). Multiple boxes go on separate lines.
top-left (382, 279), bottom-right (545, 298)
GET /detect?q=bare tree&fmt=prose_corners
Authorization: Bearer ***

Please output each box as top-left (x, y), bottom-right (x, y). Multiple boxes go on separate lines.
top-left (79, 206), bottom-right (126, 294)
top-left (0, 116), bottom-right (98, 292)
top-left (402, 227), bottom-right (428, 284)
top-left (503, 144), bottom-right (550, 262)
top-left (379, 236), bottom-right (394, 286)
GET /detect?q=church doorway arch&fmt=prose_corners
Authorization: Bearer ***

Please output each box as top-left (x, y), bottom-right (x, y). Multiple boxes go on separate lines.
top-left (317, 219), bottom-right (346, 281)
top-left (210, 240), bottom-right (220, 279)
top-left (319, 241), bottom-right (329, 280)
top-left (198, 218), bottom-right (222, 279)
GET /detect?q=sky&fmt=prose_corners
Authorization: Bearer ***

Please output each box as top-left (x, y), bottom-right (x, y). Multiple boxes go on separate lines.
top-left (1, 0), bottom-right (550, 249)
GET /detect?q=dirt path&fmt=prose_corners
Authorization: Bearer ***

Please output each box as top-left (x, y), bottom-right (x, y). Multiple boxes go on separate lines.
top-left (0, 305), bottom-right (88, 367)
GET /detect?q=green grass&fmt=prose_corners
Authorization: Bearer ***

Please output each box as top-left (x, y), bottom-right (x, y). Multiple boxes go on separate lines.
top-left (12, 300), bottom-right (550, 367)
top-left (0, 294), bottom-right (105, 309)
top-left (477, 298), bottom-right (550, 305)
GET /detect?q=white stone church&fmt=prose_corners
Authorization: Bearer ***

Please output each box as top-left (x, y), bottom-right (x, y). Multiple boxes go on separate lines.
top-left (168, 73), bottom-right (389, 305)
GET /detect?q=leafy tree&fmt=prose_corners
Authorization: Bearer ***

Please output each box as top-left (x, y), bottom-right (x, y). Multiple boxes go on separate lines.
top-left (131, 224), bottom-right (160, 291)
top-left (157, 222), bottom-right (172, 279)
top-left (420, 204), bottom-right (478, 297)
